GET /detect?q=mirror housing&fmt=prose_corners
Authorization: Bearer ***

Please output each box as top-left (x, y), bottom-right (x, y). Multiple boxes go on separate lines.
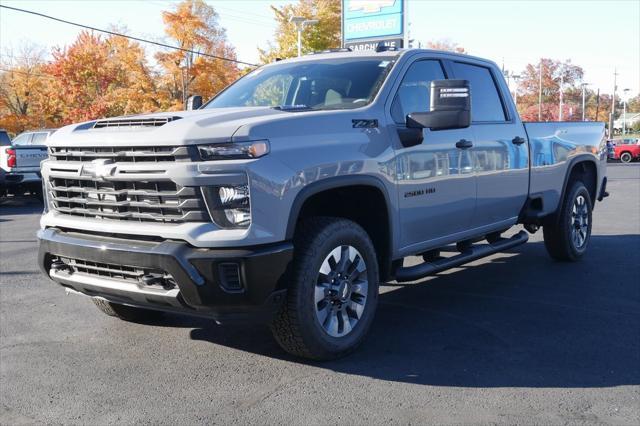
top-left (186, 95), bottom-right (203, 110)
top-left (406, 79), bottom-right (471, 131)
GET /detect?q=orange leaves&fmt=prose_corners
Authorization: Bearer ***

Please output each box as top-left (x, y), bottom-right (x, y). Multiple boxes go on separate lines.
top-left (0, 0), bottom-right (239, 133)
top-left (155, 0), bottom-right (239, 106)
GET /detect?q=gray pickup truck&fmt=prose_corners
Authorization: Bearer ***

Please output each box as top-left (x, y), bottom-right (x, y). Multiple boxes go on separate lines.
top-left (38, 49), bottom-right (607, 360)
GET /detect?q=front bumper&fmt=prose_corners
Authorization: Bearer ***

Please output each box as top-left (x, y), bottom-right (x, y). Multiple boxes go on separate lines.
top-left (38, 228), bottom-right (293, 322)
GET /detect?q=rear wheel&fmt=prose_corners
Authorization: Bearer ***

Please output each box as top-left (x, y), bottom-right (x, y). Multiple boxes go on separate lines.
top-left (271, 218), bottom-right (379, 360)
top-left (543, 180), bottom-right (592, 261)
top-left (93, 299), bottom-right (164, 322)
top-left (620, 152), bottom-right (632, 163)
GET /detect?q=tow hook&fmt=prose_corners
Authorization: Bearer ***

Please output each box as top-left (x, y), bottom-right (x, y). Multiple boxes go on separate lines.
top-left (141, 273), bottom-right (164, 286)
top-left (524, 224), bottom-right (539, 234)
top-left (51, 261), bottom-right (71, 273)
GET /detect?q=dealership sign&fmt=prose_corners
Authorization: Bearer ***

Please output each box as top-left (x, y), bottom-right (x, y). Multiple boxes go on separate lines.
top-left (342, 0), bottom-right (405, 49)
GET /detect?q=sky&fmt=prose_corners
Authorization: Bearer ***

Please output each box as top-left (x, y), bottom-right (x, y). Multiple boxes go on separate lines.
top-left (0, 0), bottom-right (639, 97)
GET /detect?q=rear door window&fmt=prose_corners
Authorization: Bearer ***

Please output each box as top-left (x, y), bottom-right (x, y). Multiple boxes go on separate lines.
top-left (451, 62), bottom-right (507, 122)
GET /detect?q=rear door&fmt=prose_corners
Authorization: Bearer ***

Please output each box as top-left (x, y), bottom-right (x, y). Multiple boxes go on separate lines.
top-left (390, 58), bottom-right (476, 253)
top-left (449, 60), bottom-right (529, 228)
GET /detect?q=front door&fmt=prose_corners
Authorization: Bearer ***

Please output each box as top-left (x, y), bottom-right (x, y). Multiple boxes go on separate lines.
top-left (390, 59), bottom-right (477, 254)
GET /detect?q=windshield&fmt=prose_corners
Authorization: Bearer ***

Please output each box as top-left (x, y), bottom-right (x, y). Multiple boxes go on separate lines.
top-left (205, 57), bottom-right (395, 111)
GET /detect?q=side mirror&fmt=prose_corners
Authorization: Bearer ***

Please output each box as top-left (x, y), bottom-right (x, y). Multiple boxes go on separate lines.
top-left (406, 79), bottom-right (471, 131)
top-left (186, 95), bottom-right (203, 110)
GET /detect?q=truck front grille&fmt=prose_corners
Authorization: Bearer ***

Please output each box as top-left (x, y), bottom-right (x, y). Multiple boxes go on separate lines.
top-left (48, 178), bottom-right (209, 223)
top-left (53, 256), bottom-right (177, 290)
top-left (49, 146), bottom-right (192, 162)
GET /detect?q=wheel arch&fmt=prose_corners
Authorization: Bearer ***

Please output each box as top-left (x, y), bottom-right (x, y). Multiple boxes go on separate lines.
top-left (285, 175), bottom-right (394, 280)
top-left (557, 156), bottom-right (598, 215)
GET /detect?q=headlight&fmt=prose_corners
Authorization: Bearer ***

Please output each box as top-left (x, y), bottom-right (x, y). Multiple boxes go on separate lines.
top-left (41, 179), bottom-right (50, 213)
top-left (198, 140), bottom-right (269, 161)
top-left (202, 184), bottom-right (251, 229)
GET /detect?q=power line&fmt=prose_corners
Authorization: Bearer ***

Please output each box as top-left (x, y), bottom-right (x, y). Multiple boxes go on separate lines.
top-left (0, 4), bottom-right (258, 67)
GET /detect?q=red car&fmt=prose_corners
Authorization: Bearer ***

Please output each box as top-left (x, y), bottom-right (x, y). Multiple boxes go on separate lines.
top-left (610, 138), bottom-right (640, 163)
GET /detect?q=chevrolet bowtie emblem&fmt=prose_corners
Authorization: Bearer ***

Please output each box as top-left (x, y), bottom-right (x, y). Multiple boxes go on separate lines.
top-left (79, 159), bottom-right (116, 181)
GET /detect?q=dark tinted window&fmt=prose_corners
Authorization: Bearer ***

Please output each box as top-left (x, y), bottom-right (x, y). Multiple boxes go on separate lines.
top-left (0, 131), bottom-right (10, 146)
top-left (392, 60), bottom-right (445, 123)
top-left (451, 62), bottom-right (506, 122)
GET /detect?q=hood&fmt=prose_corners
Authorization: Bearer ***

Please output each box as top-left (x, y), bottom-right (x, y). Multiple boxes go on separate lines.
top-left (47, 107), bottom-right (290, 147)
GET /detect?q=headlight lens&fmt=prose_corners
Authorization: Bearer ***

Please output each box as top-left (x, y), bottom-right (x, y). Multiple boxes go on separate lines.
top-left (42, 179), bottom-right (50, 213)
top-left (202, 184), bottom-right (251, 229)
top-left (198, 140), bottom-right (269, 161)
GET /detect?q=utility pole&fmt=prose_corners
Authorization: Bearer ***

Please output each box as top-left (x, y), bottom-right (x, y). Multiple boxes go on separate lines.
top-left (290, 16), bottom-right (318, 57)
top-left (581, 82), bottom-right (589, 121)
top-left (595, 88), bottom-right (601, 121)
top-left (538, 60), bottom-right (543, 121)
top-left (610, 68), bottom-right (618, 136)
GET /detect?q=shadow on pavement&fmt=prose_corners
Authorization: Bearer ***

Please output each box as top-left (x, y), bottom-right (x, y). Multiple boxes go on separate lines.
top-left (162, 235), bottom-right (639, 388)
top-left (0, 195), bottom-right (43, 217)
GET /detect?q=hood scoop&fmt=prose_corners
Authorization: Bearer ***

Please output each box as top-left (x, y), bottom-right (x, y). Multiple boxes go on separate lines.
top-left (92, 116), bottom-right (182, 129)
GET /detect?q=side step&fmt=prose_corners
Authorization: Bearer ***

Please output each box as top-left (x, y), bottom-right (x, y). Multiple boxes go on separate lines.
top-left (394, 230), bottom-right (529, 282)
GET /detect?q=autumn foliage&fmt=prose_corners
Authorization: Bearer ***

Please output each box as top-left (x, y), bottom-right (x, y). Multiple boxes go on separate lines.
top-left (0, 0), bottom-right (239, 135)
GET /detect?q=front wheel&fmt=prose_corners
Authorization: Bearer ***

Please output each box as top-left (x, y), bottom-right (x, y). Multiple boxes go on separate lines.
top-left (543, 180), bottom-right (593, 261)
top-left (620, 152), bottom-right (632, 163)
top-left (270, 218), bottom-right (379, 360)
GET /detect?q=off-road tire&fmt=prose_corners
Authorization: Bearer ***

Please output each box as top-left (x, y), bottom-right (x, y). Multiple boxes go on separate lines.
top-left (270, 217), bottom-right (379, 360)
top-left (543, 180), bottom-right (592, 261)
top-left (93, 299), bottom-right (164, 322)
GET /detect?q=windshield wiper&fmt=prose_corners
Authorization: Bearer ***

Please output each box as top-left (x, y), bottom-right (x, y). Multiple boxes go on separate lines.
top-left (272, 104), bottom-right (314, 111)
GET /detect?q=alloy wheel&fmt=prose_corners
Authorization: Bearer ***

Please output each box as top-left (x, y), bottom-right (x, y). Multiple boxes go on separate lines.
top-left (314, 245), bottom-right (368, 338)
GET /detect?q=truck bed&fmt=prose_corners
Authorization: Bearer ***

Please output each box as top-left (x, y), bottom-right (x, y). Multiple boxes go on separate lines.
top-left (524, 121), bottom-right (606, 216)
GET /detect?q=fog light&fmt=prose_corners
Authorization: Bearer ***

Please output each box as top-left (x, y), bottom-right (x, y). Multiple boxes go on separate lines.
top-left (202, 184), bottom-right (251, 229)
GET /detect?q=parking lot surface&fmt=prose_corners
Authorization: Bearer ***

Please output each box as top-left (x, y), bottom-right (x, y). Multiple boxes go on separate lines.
top-left (1, 164), bottom-right (639, 425)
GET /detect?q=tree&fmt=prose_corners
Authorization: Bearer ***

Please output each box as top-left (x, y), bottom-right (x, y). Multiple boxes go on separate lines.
top-left (156, 0), bottom-right (239, 108)
top-left (0, 45), bottom-right (49, 133)
top-left (515, 58), bottom-right (584, 121)
top-left (425, 39), bottom-right (466, 53)
top-left (259, 0), bottom-right (341, 63)
top-left (42, 30), bottom-right (159, 124)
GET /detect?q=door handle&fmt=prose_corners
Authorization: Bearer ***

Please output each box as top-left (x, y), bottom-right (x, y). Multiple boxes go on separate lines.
top-left (455, 139), bottom-right (473, 149)
top-left (512, 136), bottom-right (526, 145)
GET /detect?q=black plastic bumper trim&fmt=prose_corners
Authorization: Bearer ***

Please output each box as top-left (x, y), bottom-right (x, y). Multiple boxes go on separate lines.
top-left (38, 228), bottom-right (293, 321)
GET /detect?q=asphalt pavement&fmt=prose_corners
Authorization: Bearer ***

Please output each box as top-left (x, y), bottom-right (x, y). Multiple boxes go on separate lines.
top-left (1, 163), bottom-right (639, 425)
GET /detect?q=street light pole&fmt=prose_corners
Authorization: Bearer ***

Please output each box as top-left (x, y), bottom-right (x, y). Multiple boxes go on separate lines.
top-left (290, 16), bottom-right (319, 57)
top-left (623, 88), bottom-right (630, 135)
top-left (581, 82), bottom-right (589, 121)
top-left (512, 74), bottom-right (520, 107)
top-left (538, 60), bottom-right (543, 121)
top-left (559, 74), bottom-right (564, 121)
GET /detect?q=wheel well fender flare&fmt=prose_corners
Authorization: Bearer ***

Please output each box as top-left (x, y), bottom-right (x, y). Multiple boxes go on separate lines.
top-left (285, 175), bottom-right (393, 242)
top-left (558, 155), bottom-right (598, 209)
